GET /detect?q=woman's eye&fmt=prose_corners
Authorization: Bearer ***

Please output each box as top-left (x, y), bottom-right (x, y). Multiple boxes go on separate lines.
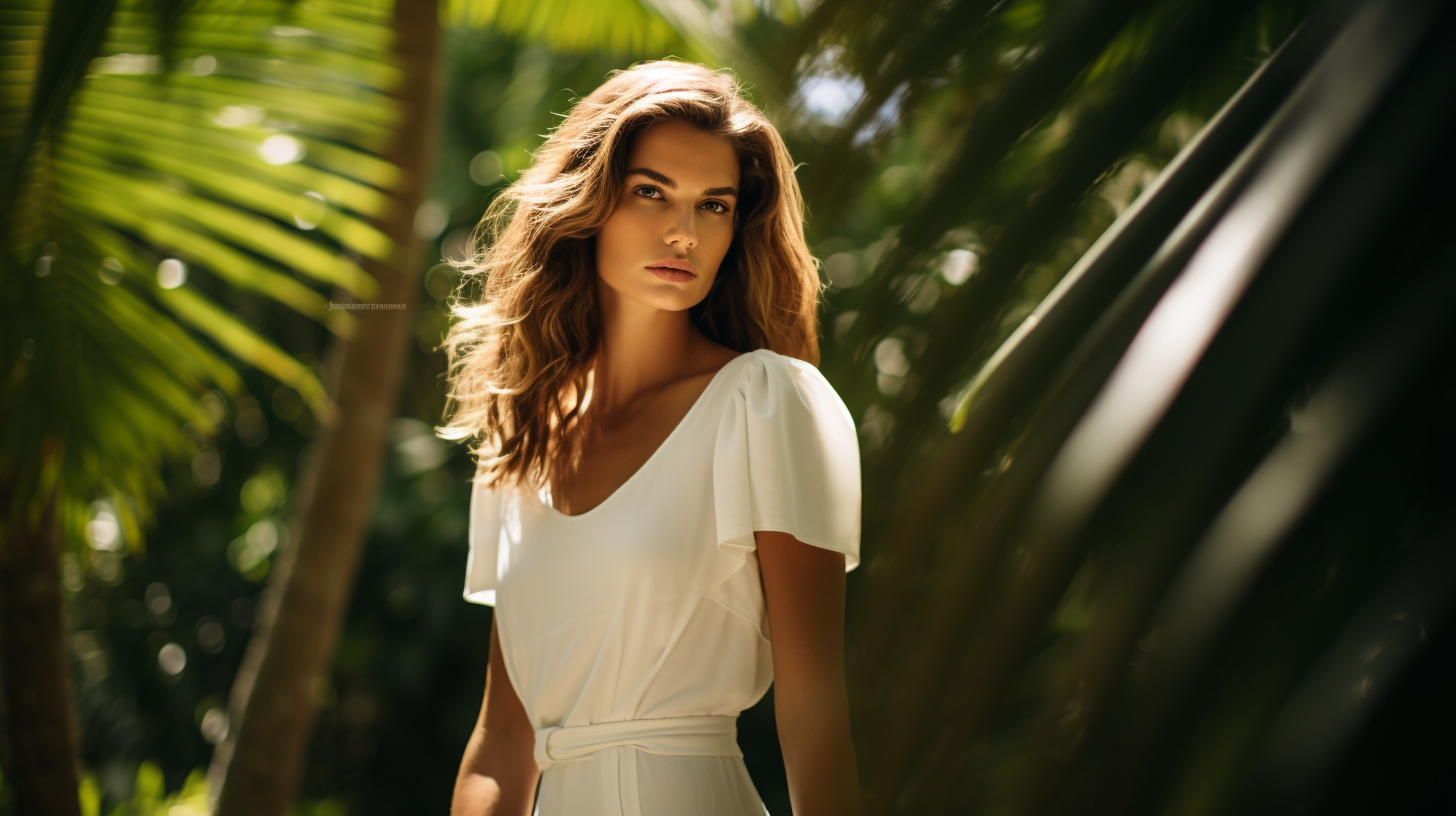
top-left (703, 200), bottom-right (729, 214)
top-left (633, 185), bottom-right (662, 199)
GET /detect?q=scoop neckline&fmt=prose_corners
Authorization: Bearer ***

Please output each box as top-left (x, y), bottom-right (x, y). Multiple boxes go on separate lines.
top-left (532, 349), bottom-right (764, 521)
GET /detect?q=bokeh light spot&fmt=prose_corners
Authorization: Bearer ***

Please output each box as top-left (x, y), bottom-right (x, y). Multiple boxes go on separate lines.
top-left (158, 643), bottom-right (186, 677)
top-left (157, 258), bottom-right (186, 288)
top-left (260, 134), bottom-right (305, 165)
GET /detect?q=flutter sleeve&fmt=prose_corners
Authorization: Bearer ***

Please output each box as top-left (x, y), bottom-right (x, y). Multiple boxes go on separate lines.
top-left (712, 350), bottom-right (862, 573)
top-left (462, 477), bottom-right (503, 607)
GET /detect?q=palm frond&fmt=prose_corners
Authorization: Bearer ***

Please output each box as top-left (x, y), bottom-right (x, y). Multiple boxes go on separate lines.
top-left (446, 0), bottom-right (683, 56)
top-left (828, 0), bottom-right (1456, 809)
top-left (444, 0), bottom-right (775, 96)
top-left (1, 0), bottom-right (402, 549)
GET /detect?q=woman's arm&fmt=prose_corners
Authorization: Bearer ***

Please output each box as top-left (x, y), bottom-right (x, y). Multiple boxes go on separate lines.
top-left (451, 616), bottom-right (540, 816)
top-left (757, 530), bottom-right (861, 816)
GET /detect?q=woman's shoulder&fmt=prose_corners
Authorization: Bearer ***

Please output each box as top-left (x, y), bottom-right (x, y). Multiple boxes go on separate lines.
top-left (728, 347), bottom-right (832, 384)
top-left (721, 348), bottom-right (854, 429)
top-left (710, 347), bottom-right (863, 568)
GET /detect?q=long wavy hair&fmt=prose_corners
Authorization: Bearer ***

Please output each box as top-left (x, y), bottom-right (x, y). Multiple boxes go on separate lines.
top-left (439, 60), bottom-right (823, 490)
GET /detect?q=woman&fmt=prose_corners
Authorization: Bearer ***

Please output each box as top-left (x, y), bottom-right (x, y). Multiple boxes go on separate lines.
top-left (442, 60), bottom-right (861, 816)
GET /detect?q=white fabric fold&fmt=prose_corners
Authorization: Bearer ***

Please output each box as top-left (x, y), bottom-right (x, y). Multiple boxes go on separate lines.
top-left (462, 480), bottom-right (504, 606)
top-left (708, 351), bottom-right (862, 640)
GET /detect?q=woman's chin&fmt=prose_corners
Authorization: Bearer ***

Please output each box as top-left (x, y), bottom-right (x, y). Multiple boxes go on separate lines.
top-left (640, 289), bottom-right (707, 316)
top-left (597, 270), bottom-right (709, 314)
top-left (646, 293), bottom-right (705, 313)
top-left (621, 282), bottom-right (707, 313)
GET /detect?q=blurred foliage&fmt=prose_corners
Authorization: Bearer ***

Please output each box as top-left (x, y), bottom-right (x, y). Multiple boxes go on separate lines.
top-left (791, 0), bottom-right (1456, 812)
top-left (67, 760), bottom-right (342, 816)
top-left (443, 0), bottom-right (688, 57)
top-left (2, 0), bottom-right (400, 559)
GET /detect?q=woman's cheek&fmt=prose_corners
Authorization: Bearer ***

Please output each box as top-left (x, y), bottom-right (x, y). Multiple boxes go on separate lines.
top-left (709, 220), bottom-right (734, 269)
top-left (597, 211), bottom-right (640, 282)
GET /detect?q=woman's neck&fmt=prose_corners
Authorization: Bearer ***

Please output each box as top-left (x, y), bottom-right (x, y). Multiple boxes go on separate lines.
top-left (590, 280), bottom-right (702, 417)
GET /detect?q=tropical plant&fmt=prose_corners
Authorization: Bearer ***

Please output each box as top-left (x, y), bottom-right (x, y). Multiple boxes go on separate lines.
top-left (467, 0), bottom-right (817, 71)
top-left (783, 0), bottom-right (1456, 812)
top-left (1, 0), bottom-right (403, 812)
top-left (69, 760), bottom-right (345, 816)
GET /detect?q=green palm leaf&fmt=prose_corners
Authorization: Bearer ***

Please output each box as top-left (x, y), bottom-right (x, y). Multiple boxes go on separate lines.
top-left (2, 0), bottom-right (401, 546)
top-left (445, 0), bottom-right (778, 92)
top-left (446, 0), bottom-right (685, 55)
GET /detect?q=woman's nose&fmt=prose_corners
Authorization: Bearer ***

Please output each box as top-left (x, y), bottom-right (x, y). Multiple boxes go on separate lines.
top-left (664, 208), bottom-right (697, 250)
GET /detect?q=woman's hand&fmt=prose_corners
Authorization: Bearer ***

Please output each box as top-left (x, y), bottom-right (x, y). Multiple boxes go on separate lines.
top-left (757, 530), bottom-right (861, 816)
top-left (451, 617), bottom-right (540, 816)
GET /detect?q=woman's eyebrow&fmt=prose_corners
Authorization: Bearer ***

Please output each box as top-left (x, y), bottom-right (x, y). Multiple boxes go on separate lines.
top-left (627, 167), bottom-right (738, 198)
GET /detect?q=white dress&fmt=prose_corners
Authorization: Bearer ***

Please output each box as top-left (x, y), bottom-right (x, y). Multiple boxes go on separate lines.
top-left (461, 348), bottom-right (861, 816)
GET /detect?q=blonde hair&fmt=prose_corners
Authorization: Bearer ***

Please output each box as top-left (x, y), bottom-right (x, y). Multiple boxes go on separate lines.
top-left (440, 60), bottom-right (821, 490)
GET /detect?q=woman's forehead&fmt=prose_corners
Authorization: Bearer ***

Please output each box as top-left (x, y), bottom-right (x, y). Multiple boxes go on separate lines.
top-left (626, 121), bottom-right (740, 188)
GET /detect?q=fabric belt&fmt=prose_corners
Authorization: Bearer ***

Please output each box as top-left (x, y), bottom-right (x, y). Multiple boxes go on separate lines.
top-left (532, 714), bottom-right (742, 771)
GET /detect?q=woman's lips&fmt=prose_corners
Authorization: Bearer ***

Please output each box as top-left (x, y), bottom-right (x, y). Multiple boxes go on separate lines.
top-left (646, 258), bottom-right (697, 283)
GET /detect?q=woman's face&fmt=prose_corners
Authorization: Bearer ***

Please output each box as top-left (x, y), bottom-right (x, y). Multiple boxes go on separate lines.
top-left (595, 119), bottom-right (740, 314)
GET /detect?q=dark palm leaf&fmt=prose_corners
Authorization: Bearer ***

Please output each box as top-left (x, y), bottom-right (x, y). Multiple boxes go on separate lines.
top-left (806, 0), bottom-right (1456, 810)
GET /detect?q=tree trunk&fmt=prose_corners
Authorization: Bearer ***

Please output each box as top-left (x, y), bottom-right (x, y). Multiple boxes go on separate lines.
top-left (0, 474), bottom-right (81, 816)
top-left (206, 2), bottom-right (443, 813)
